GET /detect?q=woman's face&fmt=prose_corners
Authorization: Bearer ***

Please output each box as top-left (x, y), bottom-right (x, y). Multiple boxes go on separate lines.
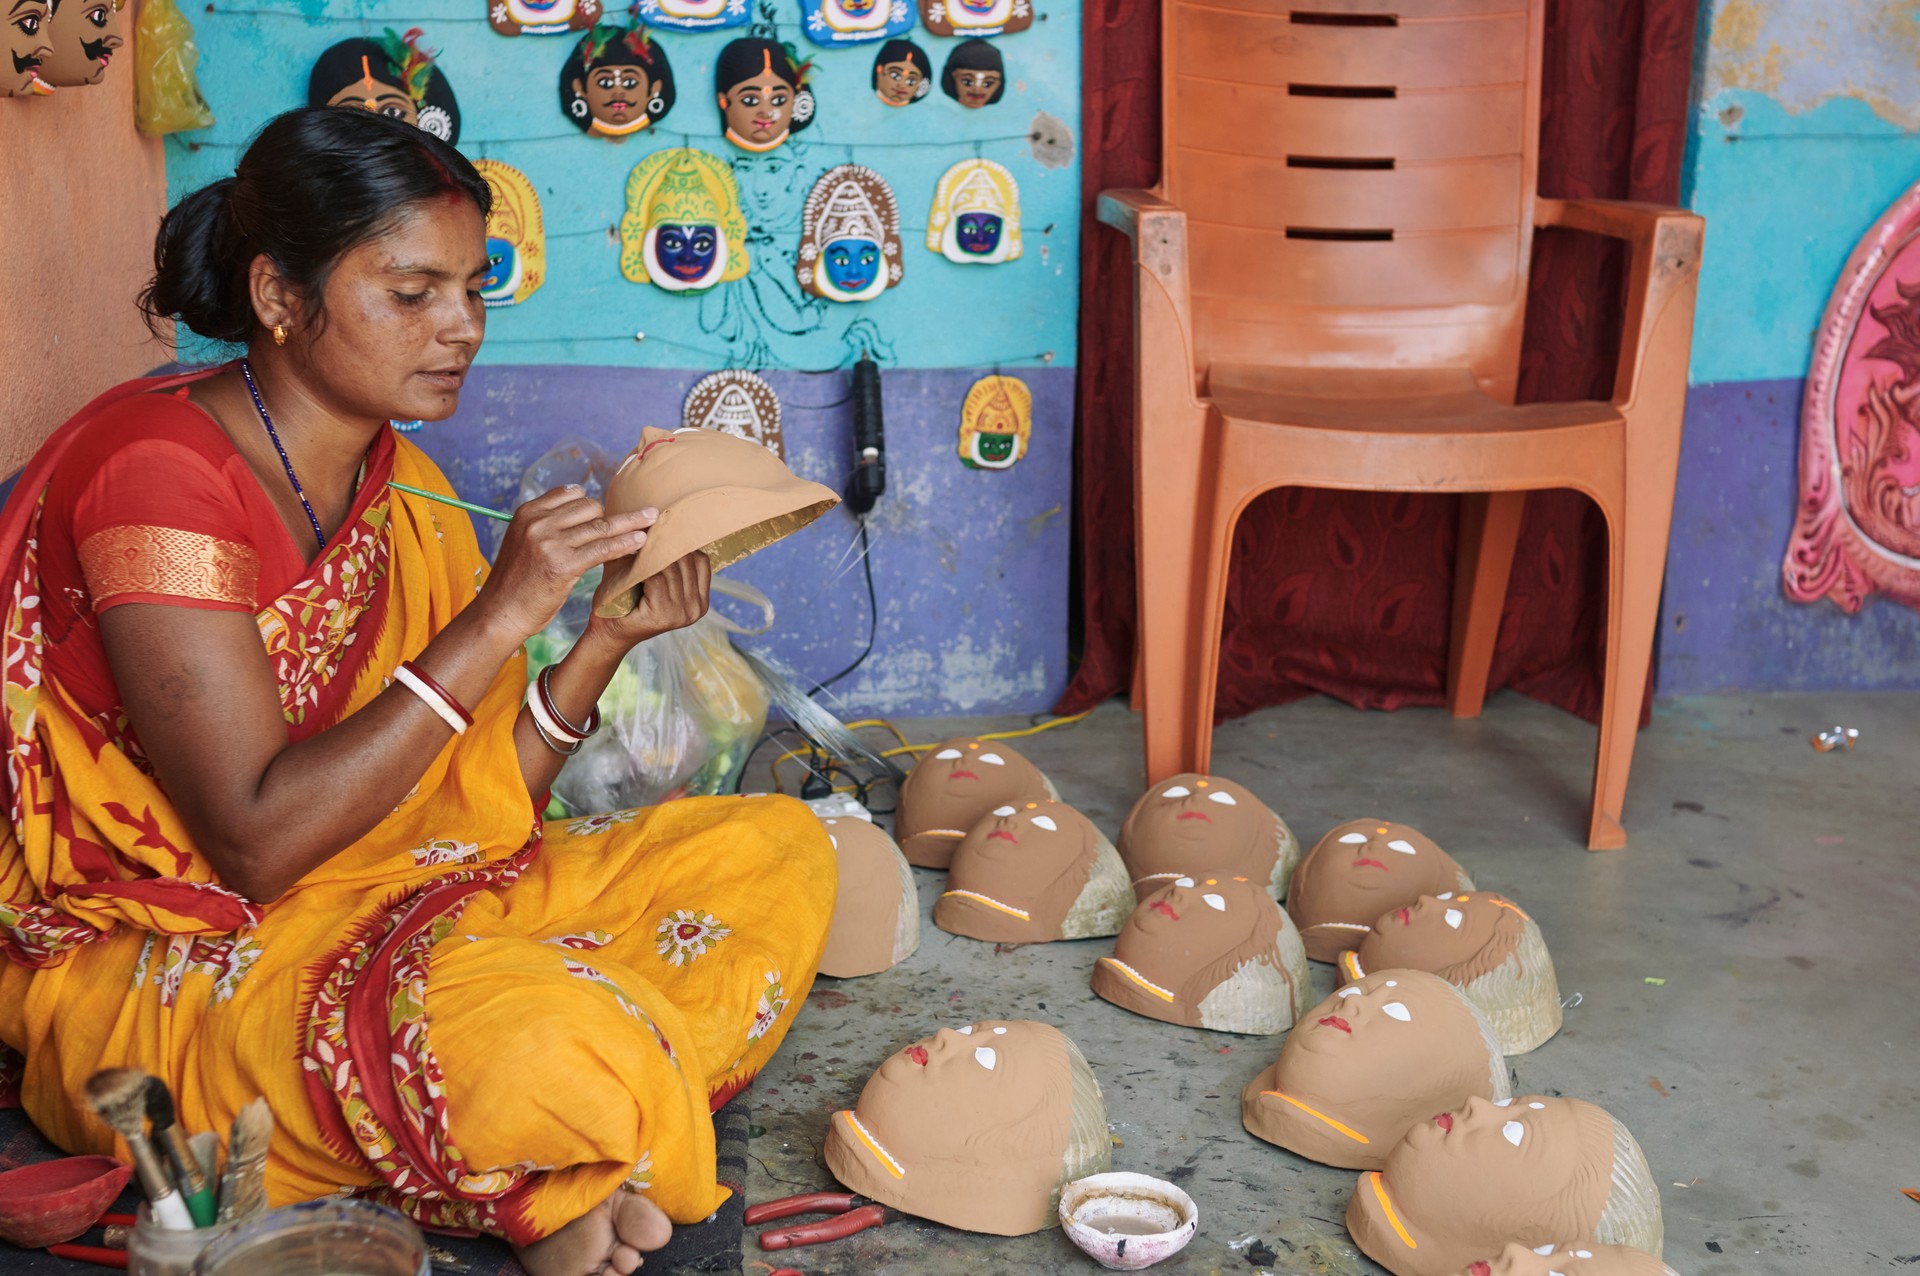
top-left (822, 237), bottom-right (879, 293)
top-left (953, 66), bottom-right (1001, 108)
top-left (718, 71), bottom-right (793, 146)
top-left (288, 199), bottom-right (489, 426)
top-left (43, 0), bottom-right (120, 87)
top-left (6, 0), bottom-right (53, 95)
top-left (654, 223), bottom-right (718, 281)
top-left (874, 56), bottom-right (922, 106)
top-left (578, 60), bottom-right (654, 129)
top-left (325, 73), bottom-right (418, 126)
top-left (956, 211), bottom-right (1003, 255)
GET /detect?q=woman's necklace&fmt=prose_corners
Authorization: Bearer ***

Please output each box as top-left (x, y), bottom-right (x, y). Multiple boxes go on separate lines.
top-left (239, 358), bottom-right (328, 554)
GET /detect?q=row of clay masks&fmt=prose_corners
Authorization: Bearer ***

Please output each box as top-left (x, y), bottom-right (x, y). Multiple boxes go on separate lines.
top-left (5, 0), bottom-right (126, 97)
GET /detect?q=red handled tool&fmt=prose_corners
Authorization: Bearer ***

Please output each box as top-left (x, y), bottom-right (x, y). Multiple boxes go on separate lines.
top-left (744, 1191), bottom-right (907, 1250)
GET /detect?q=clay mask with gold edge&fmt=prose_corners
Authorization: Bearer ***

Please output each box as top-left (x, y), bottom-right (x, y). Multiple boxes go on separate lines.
top-left (934, 799), bottom-right (1132, 943)
top-left (818, 816), bottom-right (918, 978)
top-left (1457, 1241), bottom-right (1681, 1276)
top-left (1091, 873), bottom-right (1313, 1035)
top-left (1346, 1095), bottom-right (1663, 1276)
top-left (894, 737), bottom-right (1055, 869)
top-left (1240, 968), bottom-right (1508, 1170)
top-left (591, 426), bottom-right (839, 618)
top-left (41, 0), bottom-right (124, 87)
top-left (1287, 818), bottom-right (1475, 962)
top-left (1119, 773), bottom-right (1299, 903)
top-left (1343, 891), bottom-right (1561, 1056)
top-left (823, 1020), bottom-right (1110, 1236)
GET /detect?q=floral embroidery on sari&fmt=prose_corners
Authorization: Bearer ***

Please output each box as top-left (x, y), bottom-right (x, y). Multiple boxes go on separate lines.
top-left (747, 969), bottom-right (788, 1042)
top-left (565, 810), bottom-right (637, 837)
top-left (256, 504), bottom-right (393, 727)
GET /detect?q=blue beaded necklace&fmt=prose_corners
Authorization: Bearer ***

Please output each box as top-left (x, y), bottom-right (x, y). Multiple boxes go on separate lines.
top-left (239, 358), bottom-right (327, 554)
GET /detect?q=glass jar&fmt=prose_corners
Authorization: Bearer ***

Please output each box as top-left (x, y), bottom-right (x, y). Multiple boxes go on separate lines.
top-left (191, 1198), bottom-right (430, 1275)
top-left (126, 1204), bottom-right (233, 1276)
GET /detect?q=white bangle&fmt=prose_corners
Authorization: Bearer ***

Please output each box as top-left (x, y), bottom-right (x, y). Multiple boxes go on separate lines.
top-left (394, 664), bottom-right (469, 735)
top-left (526, 684), bottom-right (584, 744)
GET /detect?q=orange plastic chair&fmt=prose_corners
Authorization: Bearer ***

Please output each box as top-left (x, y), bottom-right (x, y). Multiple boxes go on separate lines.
top-left (1102, 0), bottom-right (1704, 849)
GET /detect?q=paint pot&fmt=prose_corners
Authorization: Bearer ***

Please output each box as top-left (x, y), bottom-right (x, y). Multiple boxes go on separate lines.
top-left (128, 1203), bottom-right (236, 1276)
top-left (191, 1199), bottom-right (430, 1275)
top-left (0, 1155), bottom-right (133, 1248)
top-left (1057, 1172), bottom-right (1198, 1271)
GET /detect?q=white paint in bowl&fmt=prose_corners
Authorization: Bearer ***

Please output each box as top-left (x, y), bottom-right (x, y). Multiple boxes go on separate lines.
top-left (1058, 1172), bottom-right (1199, 1270)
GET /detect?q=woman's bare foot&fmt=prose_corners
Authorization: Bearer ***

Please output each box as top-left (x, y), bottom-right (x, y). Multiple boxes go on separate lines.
top-left (514, 1189), bottom-right (672, 1276)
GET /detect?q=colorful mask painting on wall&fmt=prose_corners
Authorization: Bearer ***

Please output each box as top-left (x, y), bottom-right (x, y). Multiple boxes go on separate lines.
top-left (871, 38), bottom-right (928, 106)
top-left (633, 0), bottom-right (746, 32)
top-left (4, 0), bottom-right (53, 95)
top-left (800, 0), bottom-right (912, 47)
top-left (927, 158), bottom-right (1021, 266)
top-left (619, 148), bottom-right (750, 293)
top-left (559, 22), bottom-right (674, 138)
top-left (683, 369), bottom-right (784, 457)
top-left (308, 30), bottom-right (460, 144)
top-left (488, 0), bottom-right (598, 37)
top-left (957, 374), bottom-right (1031, 470)
top-left (713, 37), bottom-right (813, 152)
top-left (1785, 177), bottom-right (1920, 616)
top-left (919, 0), bottom-right (1029, 38)
top-left (41, 0), bottom-right (125, 88)
top-left (796, 165), bottom-right (903, 304)
top-left (473, 160), bottom-right (544, 308)
top-left (940, 38), bottom-right (1003, 108)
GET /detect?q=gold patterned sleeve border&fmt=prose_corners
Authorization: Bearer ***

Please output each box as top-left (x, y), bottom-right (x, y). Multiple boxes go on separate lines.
top-left (78, 525), bottom-right (260, 609)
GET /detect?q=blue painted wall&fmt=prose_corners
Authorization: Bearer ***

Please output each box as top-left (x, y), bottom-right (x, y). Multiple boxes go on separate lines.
top-left (162, 0), bottom-right (1081, 713)
top-left (1661, 0), bottom-right (1920, 693)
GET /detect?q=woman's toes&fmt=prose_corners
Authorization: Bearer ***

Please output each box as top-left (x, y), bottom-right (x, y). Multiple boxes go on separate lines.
top-left (610, 1242), bottom-right (643, 1273)
top-left (609, 1190), bottom-right (673, 1252)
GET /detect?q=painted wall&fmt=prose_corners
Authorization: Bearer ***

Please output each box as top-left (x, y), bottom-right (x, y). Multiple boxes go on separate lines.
top-left (1663, 0), bottom-right (1920, 693)
top-left (162, 0), bottom-right (1081, 714)
top-left (1, 61), bottom-right (170, 476)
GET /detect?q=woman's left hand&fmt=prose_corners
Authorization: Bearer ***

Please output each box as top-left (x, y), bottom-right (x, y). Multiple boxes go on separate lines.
top-left (583, 551), bottom-right (713, 652)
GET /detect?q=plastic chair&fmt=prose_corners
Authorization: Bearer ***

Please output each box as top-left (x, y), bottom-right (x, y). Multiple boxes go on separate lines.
top-left (1101, 0), bottom-right (1703, 849)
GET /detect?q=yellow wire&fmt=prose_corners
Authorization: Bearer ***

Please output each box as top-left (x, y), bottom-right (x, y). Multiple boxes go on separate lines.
top-left (767, 710), bottom-right (1097, 793)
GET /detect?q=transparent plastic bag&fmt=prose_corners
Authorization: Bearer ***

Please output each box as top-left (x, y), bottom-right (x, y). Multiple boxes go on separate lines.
top-left (134, 0), bottom-right (214, 136)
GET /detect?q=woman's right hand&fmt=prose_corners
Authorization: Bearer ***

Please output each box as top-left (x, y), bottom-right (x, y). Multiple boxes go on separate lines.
top-left (476, 485), bottom-right (658, 643)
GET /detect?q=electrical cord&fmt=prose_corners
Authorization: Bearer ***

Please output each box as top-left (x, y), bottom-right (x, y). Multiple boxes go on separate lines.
top-left (806, 517), bottom-right (875, 698)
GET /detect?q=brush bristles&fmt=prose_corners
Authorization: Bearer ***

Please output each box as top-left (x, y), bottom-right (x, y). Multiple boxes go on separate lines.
top-left (84, 1068), bottom-right (153, 1136)
top-left (218, 1098), bottom-right (275, 1224)
top-left (143, 1076), bottom-right (176, 1131)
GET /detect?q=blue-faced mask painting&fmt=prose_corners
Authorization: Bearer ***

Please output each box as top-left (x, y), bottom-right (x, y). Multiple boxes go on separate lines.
top-left (473, 159), bottom-right (545, 306)
top-left (927, 159), bottom-right (1021, 266)
top-left (799, 0), bottom-right (911, 47)
top-left (797, 165), bottom-right (903, 303)
top-left (657, 223), bottom-right (719, 283)
top-left (619, 148), bottom-right (750, 293)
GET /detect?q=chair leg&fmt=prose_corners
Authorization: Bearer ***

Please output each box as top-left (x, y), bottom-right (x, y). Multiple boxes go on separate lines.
top-left (1446, 491), bottom-right (1526, 719)
top-left (1136, 415), bottom-right (1215, 787)
top-left (1587, 491), bottom-right (1671, 851)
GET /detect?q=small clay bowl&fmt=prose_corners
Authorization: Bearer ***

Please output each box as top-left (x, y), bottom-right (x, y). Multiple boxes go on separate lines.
top-left (1058, 1171), bottom-right (1198, 1270)
top-left (0, 1155), bottom-right (133, 1248)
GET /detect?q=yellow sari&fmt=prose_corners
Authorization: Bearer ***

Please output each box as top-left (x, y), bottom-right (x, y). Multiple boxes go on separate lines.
top-left (0, 372), bottom-right (834, 1243)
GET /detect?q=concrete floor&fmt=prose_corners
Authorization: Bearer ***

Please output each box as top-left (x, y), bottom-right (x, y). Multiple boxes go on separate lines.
top-left (740, 690), bottom-right (1919, 1276)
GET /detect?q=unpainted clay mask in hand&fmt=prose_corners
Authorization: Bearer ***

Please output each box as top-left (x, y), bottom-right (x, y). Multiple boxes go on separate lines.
top-left (934, 800), bottom-right (1132, 943)
top-left (819, 816), bottom-right (919, 978)
top-left (591, 426), bottom-right (839, 618)
top-left (1119, 774), bottom-right (1300, 903)
top-left (894, 738), bottom-right (1055, 868)
top-left (1458, 1242), bottom-right (1681, 1276)
top-left (1241, 968), bottom-right (1509, 1170)
top-left (824, 1020), bottom-right (1111, 1235)
top-left (1346, 1095), bottom-right (1663, 1276)
top-left (1287, 819), bottom-right (1474, 962)
top-left (1344, 892), bottom-right (1560, 1055)
top-left (1091, 874), bottom-right (1313, 1035)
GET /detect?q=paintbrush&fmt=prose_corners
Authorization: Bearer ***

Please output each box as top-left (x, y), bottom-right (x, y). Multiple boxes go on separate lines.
top-left (143, 1077), bottom-right (217, 1227)
top-left (83, 1069), bottom-right (194, 1232)
top-left (387, 481), bottom-right (513, 523)
top-left (216, 1097), bottom-right (273, 1224)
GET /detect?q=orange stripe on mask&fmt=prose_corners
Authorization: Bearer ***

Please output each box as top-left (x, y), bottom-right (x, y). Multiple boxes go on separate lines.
top-left (1261, 1092), bottom-right (1369, 1144)
top-left (1367, 1172), bottom-right (1416, 1249)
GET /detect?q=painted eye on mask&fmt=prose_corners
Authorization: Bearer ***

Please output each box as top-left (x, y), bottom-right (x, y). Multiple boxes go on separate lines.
top-left (1174, 876), bottom-right (1194, 888)
top-left (935, 748), bottom-right (963, 759)
top-left (1503, 1120), bottom-right (1525, 1147)
top-left (1202, 893), bottom-right (1226, 911)
top-left (956, 1024), bottom-right (973, 1034)
top-left (1030, 815), bottom-right (1057, 832)
top-left (1336, 985), bottom-right (1361, 998)
top-left (1444, 908), bottom-right (1465, 929)
top-left (1387, 839), bottom-right (1417, 855)
top-left (992, 805), bottom-right (1016, 817)
top-left (973, 1047), bottom-right (996, 1070)
top-left (1161, 785), bottom-right (1191, 799)
top-left (1381, 1001), bottom-right (1411, 1022)
top-left (978, 753), bottom-right (1006, 766)
top-left (1338, 832), bottom-right (1369, 844)
top-left (1207, 791), bottom-right (1237, 806)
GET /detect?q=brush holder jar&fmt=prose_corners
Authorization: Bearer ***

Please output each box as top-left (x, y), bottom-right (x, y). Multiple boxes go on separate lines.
top-left (127, 1205), bottom-right (234, 1276)
top-left (192, 1198), bottom-right (430, 1275)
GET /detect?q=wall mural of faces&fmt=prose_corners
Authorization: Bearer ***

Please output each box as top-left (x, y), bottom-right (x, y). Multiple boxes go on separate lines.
top-left (796, 165), bottom-right (903, 304)
top-left (488, 0), bottom-right (600, 37)
top-left (927, 158), bottom-right (1022, 266)
top-left (941, 38), bottom-right (1003, 109)
top-left (632, 0), bottom-right (747, 32)
top-left (41, 0), bottom-right (125, 88)
top-left (800, 0), bottom-right (912, 47)
top-left (920, 0), bottom-right (1030, 38)
top-left (560, 22), bottom-right (675, 138)
top-left (713, 36), bottom-right (814, 152)
top-left (308, 29), bottom-right (460, 144)
top-left (870, 37), bottom-right (928, 107)
top-left (619, 147), bottom-right (751, 293)
top-left (4, 0), bottom-right (53, 96)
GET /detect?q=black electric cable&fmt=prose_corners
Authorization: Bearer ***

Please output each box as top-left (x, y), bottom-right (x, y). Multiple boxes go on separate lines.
top-left (807, 518), bottom-right (876, 698)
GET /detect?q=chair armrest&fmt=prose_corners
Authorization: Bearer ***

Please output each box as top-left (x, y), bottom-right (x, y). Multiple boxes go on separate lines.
top-left (1094, 189), bottom-right (1202, 409)
top-left (1098, 188), bottom-right (1182, 239)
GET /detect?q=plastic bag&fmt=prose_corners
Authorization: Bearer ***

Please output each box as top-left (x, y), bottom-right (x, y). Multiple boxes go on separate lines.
top-left (134, 0), bottom-right (213, 136)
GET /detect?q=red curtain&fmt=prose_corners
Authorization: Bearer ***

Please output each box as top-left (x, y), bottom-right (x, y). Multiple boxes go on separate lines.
top-left (1058, 0), bottom-right (1700, 724)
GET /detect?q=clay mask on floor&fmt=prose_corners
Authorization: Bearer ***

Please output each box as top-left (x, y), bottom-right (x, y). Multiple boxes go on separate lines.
top-left (1287, 819), bottom-right (1474, 962)
top-left (1119, 774), bottom-right (1299, 903)
top-left (1344, 892), bottom-right (1561, 1055)
top-left (1241, 968), bottom-right (1509, 1170)
top-left (823, 1020), bottom-right (1110, 1235)
top-left (894, 738), bottom-right (1055, 868)
top-left (818, 817), bottom-right (918, 978)
top-left (1346, 1095), bottom-right (1663, 1276)
top-left (934, 800), bottom-right (1132, 943)
top-left (1091, 874), bottom-right (1313, 1035)
top-left (1456, 1241), bottom-right (1681, 1276)
top-left (592, 426), bottom-right (839, 617)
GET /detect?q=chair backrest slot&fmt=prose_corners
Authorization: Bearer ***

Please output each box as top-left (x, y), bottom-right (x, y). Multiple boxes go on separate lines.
top-left (1289, 83), bottom-right (1398, 98)
top-left (1287, 155), bottom-right (1396, 170)
top-left (1285, 227), bottom-right (1395, 241)
top-left (1290, 10), bottom-right (1398, 25)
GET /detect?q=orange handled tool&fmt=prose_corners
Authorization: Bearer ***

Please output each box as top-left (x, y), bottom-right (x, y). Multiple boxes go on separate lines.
top-left (743, 1192), bottom-right (906, 1250)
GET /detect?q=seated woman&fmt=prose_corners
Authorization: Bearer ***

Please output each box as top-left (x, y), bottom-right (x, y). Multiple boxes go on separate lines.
top-left (0, 106), bottom-right (835, 1276)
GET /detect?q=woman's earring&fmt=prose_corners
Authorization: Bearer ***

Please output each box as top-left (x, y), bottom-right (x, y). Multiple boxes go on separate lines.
top-left (272, 324), bottom-right (288, 347)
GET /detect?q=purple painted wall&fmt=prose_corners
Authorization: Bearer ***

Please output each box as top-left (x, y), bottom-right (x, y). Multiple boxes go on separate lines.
top-left (408, 364), bottom-right (1074, 717)
top-left (1660, 379), bottom-right (1920, 693)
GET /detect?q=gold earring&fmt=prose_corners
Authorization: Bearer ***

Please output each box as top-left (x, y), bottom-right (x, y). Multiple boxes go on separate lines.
top-left (272, 324), bottom-right (288, 347)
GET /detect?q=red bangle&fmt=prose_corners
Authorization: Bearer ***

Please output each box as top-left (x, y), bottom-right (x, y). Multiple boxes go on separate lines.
top-left (536, 666), bottom-right (600, 740)
top-left (397, 660), bottom-right (473, 729)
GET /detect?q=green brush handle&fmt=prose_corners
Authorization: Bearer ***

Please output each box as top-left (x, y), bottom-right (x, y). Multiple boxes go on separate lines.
top-left (387, 481), bottom-right (513, 523)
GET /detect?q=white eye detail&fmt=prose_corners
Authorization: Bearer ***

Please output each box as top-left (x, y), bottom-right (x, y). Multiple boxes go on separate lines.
top-left (1437, 891), bottom-right (1453, 900)
top-left (1381, 1002), bottom-right (1410, 1022)
top-left (936, 749), bottom-right (962, 760)
top-left (1338, 833), bottom-right (1369, 844)
top-left (992, 1025), bottom-right (1006, 1034)
top-left (1575, 1252), bottom-right (1593, 1260)
top-left (1336, 986), bottom-right (1360, 998)
top-left (1494, 1098), bottom-right (1514, 1108)
top-left (1202, 893), bottom-right (1226, 911)
top-left (979, 753), bottom-right (1006, 766)
top-left (992, 805), bottom-right (1016, 817)
top-left (1503, 1121), bottom-right (1524, 1147)
top-left (1386, 839), bottom-right (1417, 855)
top-left (1162, 785), bottom-right (1191, 798)
top-left (1383, 980), bottom-right (1397, 987)
top-left (1534, 1245), bottom-right (1556, 1256)
top-left (1031, 815), bottom-right (1058, 832)
top-left (1174, 876), bottom-right (1194, 888)
top-left (1208, 791), bottom-right (1237, 806)
top-left (1444, 909), bottom-right (1464, 929)
top-left (956, 1024), bottom-right (973, 1034)
top-left (974, 1047), bottom-right (997, 1070)
top-left (1528, 1101), bottom-right (1545, 1110)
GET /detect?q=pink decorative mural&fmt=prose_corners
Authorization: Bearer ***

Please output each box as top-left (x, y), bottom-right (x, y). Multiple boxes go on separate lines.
top-left (1786, 181), bottom-right (1920, 613)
